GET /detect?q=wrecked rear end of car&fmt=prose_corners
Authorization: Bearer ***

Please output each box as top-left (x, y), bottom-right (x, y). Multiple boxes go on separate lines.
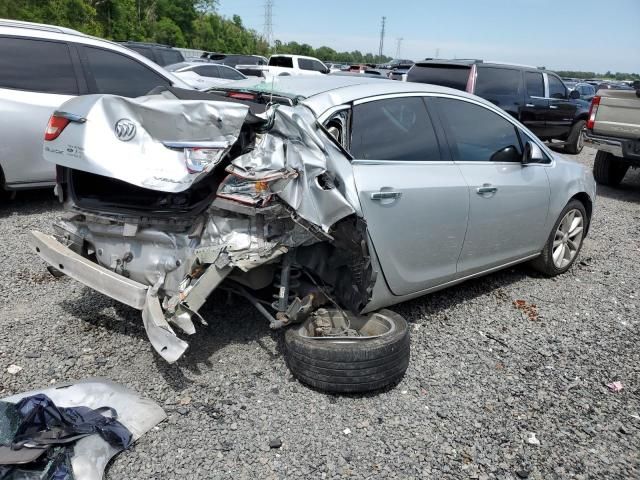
top-left (31, 88), bottom-right (376, 364)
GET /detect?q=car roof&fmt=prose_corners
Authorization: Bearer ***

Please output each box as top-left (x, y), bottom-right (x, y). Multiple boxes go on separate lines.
top-left (270, 54), bottom-right (322, 61)
top-left (0, 18), bottom-right (191, 89)
top-left (218, 75), bottom-right (485, 116)
top-left (120, 41), bottom-right (176, 49)
top-left (415, 59), bottom-right (539, 71)
top-left (0, 18), bottom-right (85, 36)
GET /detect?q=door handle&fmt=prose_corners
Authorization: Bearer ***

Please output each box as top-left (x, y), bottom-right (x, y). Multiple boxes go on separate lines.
top-left (476, 186), bottom-right (498, 195)
top-left (371, 191), bottom-right (402, 200)
top-left (525, 103), bottom-right (535, 107)
top-left (549, 105), bottom-right (558, 109)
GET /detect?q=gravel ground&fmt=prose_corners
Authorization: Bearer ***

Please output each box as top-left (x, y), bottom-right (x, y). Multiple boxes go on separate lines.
top-left (0, 147), bottom-right (638, 479)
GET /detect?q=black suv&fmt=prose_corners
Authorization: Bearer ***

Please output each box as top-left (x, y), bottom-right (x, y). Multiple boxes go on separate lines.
top-left (407, 60), bottom-right (590, 154)
top-left (120, 41), bottom-right (184, 67)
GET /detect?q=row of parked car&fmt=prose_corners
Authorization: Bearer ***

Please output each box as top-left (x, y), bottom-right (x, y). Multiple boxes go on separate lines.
top-left (0, 18), bottom-right (637, 194)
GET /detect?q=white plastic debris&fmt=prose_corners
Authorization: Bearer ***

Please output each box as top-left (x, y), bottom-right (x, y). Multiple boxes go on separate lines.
top-left (607, 381), bottom-right (624, 393)
top-left (526, 432), bottom-right (541, 446)
top-left (6, 364), bottom-right (22, 375)
top-left (343, 428), bottom-right (351, 435)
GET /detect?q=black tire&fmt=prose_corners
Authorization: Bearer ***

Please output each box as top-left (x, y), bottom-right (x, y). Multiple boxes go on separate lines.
top-left (593, 151), bottom-right (629, 186)
top-left (530, 199), bottom-right (588, 276)
top-left (564, 120), bottom-right (586, 154)
top-left (284, 309), bottom-right (410, 393)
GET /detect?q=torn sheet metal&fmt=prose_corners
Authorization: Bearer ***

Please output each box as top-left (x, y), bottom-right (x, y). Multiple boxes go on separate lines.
top-left (230, 105), bottom-right (356, 231)
top-left (2, 378), bottom-right (165, 480)
top-left (43, 94), bottom-right (249, 193)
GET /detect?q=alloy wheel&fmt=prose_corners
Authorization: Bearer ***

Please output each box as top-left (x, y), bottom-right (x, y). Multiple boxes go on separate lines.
top-left (552, 209), bottom-right (584, 269)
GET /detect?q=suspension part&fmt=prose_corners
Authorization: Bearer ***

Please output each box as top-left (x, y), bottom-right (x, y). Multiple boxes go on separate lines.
top-left (272, 251), bottom-right (300, 311)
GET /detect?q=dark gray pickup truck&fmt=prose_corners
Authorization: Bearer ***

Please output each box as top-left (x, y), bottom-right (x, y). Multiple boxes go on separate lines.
top-left (584, 89), bottom-right (640, 186)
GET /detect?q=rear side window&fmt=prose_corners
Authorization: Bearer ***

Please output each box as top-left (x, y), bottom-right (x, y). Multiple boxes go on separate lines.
top-left (351, 97), bottom-right (440, 161)
top-left (475, 67), bottom-right (522, 97)
top-left (406, 64), bottom-right (471, 91)
top-left (434, 98), bottom-right (522, 162)
top-left (219, 66), bottom-right (244, 80)
top-left (83, 46), bottom-right (170, 97)
top-left (548, 75), bottom-right (567, 99)
top-left (525, 71), bottom-right (544, 97)
top-left (299, 59), bottom-right (326, 72)
top-left (269, 56), bottom-right (293, 68)
top-left (0, 37), bottom-right (78, 95)
top-left (193, 65), bottom-right (221, 78)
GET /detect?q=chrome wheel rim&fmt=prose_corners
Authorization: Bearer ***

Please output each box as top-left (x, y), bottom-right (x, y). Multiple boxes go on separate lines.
top-left (552, 209), bottom-right (584, 269)
top-left (577, 130), bottom-right (584, 151)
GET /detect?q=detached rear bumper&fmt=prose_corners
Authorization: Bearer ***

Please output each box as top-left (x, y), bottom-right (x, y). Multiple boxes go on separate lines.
top-left (29, 230), bottom-right (148, 310)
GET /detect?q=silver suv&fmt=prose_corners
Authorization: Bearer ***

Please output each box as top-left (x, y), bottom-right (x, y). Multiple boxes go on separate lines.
top-left (0, 19), bottom-right (189, 192)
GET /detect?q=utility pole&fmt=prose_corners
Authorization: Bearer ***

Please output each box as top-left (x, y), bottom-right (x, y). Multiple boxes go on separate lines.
top-left (395, 37), bottom-right (403, 59)
top-left (263, 0), bottom-right (274, 47)
top-left (378, 16), bottom-right (386, 62)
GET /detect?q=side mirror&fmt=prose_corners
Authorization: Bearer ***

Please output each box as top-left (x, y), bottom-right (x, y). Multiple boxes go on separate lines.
top-left (569, 89), bottom-right (580, 100)
top-left (523, 140), bottom-right (545, 164)
top-left (323, 67), bottom-right (330, 74)
top-left (490, 145), bottom-right (520, 163)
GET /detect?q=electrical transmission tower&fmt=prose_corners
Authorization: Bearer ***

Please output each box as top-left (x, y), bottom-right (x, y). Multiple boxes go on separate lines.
top-left (263, 0), bottom-right (274, 47)
top-left (395, 37), bottom-right (403, 59)
top-left (378, 16), bottom-right (386, 61)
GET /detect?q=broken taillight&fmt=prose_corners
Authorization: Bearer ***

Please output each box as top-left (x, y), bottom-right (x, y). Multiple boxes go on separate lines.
top-left (586, 96), bottom-right (600, 130)
top-left (44, 115), bottom-right (70, 141)
top-left (217, 175), bottom-right (275, 205)
top-left (217, 169), bottom-right (297, 206)
top-left (184, 147), bottom-right (226, 173)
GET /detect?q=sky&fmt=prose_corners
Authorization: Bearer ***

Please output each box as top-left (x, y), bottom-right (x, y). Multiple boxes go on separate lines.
top-left (216, 0), bottom-right (640, 73)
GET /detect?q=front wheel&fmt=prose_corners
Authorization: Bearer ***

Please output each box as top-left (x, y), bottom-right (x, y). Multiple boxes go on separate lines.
top-left (530, 200), bottom-right (588, 276)
top-left (284, 309), bottom-right (410, 393)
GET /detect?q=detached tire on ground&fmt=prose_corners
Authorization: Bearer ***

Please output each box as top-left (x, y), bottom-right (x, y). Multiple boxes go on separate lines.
top-left (284, 309), bottom-right (409, 393)
top-left (593, 150), bottom-right (629, 186)
top-left (564, 120), bottom-right (586, 154)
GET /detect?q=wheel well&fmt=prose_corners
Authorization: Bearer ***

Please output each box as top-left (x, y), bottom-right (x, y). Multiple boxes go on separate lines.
top-left (571, 192), bottom-right (592, 235)
top-left (573, 114), bottom-right (588, 124)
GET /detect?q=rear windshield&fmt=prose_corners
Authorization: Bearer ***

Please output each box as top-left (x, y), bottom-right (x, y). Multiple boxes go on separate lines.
top-left (158, 49), bottom-right (184, 66)
top-left (269, 56), bottom-right (294, 68)
top-left (407, 64), bottom-right (471, 91)
top-left (221, 55), bottom-right (266, 66)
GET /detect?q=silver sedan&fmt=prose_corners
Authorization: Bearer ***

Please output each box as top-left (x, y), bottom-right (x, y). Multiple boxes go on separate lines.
top-left (31, 76), bottom-right (595, 392)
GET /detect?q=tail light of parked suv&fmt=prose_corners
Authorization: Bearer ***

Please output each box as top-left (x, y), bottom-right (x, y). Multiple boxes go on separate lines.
top-left (586, 96), bottom-right (600, 130)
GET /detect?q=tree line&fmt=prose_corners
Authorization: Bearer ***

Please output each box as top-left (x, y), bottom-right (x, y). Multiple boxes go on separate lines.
top-left (0, 0), bottom-right (391, 63)
top-left (553, 70), bottom-right (639, 81)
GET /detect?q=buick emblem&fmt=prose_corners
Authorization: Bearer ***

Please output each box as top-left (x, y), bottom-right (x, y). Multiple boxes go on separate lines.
top-left (114, 118), bottom-right (136, 142)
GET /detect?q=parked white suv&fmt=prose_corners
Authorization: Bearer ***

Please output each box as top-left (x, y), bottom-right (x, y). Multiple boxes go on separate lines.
top-left (238, 54), bottom-right (329, 79)
top-left (0, 19), bottom-right (190, 192)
